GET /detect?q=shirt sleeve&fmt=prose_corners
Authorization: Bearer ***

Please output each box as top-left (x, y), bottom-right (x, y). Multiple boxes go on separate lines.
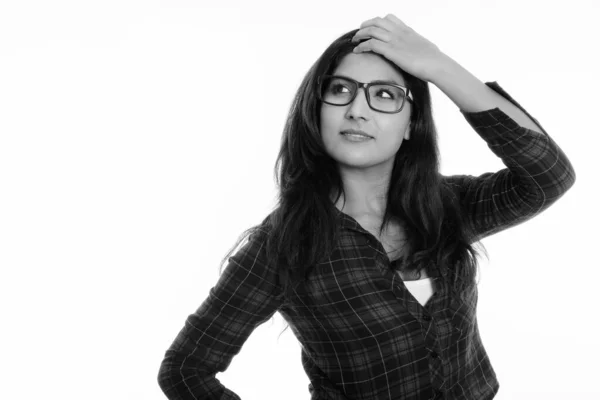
top-left (157, 227), bottom-right (285, 400)
top-left (443, 81), bottom-right (576, 242)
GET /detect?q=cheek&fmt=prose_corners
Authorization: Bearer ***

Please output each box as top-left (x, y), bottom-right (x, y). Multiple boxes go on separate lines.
top-left (320, 109), bottom-right (341, 137)
top-left (382, 118), bottom-right (409, 142)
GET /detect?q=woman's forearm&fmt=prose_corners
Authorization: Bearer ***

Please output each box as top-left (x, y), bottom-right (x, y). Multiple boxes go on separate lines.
top-left (430, 54), bottom-right (544, 133)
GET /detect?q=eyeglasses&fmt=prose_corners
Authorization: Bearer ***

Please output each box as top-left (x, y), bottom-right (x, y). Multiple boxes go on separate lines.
top-left (317, 75), bottom-right (413, 114)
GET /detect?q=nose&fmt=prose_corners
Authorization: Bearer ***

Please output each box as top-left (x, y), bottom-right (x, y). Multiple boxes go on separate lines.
top-left (345, 86), bottom-right (371, 120)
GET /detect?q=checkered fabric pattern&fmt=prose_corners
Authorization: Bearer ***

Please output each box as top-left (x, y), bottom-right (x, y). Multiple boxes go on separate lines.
top-left (158, 82), bottom-right (575, 400)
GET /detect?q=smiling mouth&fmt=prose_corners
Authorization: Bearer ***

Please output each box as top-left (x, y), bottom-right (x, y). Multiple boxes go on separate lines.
top-left (340, 130), bottom-right (373, 139)
top-left (340, 132), bottom-right (374, 142)
top-left (342, 133), bottom-right (372, 139)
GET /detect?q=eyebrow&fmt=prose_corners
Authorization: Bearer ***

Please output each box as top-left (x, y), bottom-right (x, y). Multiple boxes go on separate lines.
top-left (335, 74), bottom-right (403, 86)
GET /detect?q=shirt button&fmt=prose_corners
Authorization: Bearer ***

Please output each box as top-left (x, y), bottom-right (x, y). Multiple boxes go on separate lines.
top-left (422, 314), bottom-right (432, 321)
top-left (430, 350), bottom-right (439, 359)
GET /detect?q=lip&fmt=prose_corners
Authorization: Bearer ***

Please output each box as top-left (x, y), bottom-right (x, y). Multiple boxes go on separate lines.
top-left (340, 129), bottom-right (373, 138)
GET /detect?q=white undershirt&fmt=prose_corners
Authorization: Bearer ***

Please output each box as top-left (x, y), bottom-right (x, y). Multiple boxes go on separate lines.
top-left (403, 277), bottom-right (435, 306)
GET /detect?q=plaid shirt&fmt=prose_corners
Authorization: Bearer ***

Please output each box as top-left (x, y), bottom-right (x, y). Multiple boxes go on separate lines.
top-left (158, 82), bottom-right (576, 400)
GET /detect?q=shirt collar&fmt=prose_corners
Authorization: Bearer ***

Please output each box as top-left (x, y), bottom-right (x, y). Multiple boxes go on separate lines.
top-left (333, 206), bottom-right (366, 234)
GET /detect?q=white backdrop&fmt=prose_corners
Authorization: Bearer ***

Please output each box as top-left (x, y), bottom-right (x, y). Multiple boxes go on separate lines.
top-left (1, 1), bottom-right (597, 399)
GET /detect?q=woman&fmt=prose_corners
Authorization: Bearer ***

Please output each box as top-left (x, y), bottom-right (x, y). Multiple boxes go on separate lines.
top-left (157, 14), bottom-right (575, 400)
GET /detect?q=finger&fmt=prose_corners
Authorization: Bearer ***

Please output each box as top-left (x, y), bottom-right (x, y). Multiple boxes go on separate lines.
top-left (353, 38), bottom-right (386, 55)
top-left (384, 13), bottom-right (408, 28)
top-left (359, 16), bottom-right (396, 32)
top-left (352, 26), bottom-right (392, 43)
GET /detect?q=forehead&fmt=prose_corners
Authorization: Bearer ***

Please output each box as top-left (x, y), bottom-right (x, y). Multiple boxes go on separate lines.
top-left (332, 53), bottom-right (406, 86)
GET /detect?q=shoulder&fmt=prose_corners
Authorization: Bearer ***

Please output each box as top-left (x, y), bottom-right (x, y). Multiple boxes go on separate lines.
top-left (246, 210), bottom-right (278, 246)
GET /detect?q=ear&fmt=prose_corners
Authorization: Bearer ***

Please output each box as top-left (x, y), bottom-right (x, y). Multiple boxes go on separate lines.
top-left (403, 123), bottom-right (411, 141)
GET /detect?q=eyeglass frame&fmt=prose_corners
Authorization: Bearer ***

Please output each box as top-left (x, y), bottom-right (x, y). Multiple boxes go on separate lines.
top-left (317, 74), bottom-right (414, 114)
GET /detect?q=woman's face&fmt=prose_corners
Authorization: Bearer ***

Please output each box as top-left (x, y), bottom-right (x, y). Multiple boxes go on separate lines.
top-left (319, 53), bottom-right (411, 171)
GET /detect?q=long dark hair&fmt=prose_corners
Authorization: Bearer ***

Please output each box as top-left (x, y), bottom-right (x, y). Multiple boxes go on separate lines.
top-left (219, 29), bottom-right (487, 330)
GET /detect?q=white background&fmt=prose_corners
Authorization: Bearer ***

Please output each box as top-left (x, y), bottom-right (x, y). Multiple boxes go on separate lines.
top-left (1, 0), bottom-right (597, 399)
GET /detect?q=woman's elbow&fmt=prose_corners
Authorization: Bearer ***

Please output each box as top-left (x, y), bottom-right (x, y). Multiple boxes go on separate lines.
top-left (157, 358), bottom-right (177, 397)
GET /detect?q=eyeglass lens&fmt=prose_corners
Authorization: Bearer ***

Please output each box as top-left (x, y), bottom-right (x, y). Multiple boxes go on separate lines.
top-left (320, 76), bottom-right (406, 112)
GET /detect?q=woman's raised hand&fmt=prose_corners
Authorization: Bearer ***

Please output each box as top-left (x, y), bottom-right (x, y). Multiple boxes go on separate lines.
top-left (351, 13), bottom-right (450, 83)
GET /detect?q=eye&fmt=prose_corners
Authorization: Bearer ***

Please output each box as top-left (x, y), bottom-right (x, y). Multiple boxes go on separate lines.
top-left (330, 82), bottom-right (351, 94)
top-left (375, 88), bottom-right (396, 100)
